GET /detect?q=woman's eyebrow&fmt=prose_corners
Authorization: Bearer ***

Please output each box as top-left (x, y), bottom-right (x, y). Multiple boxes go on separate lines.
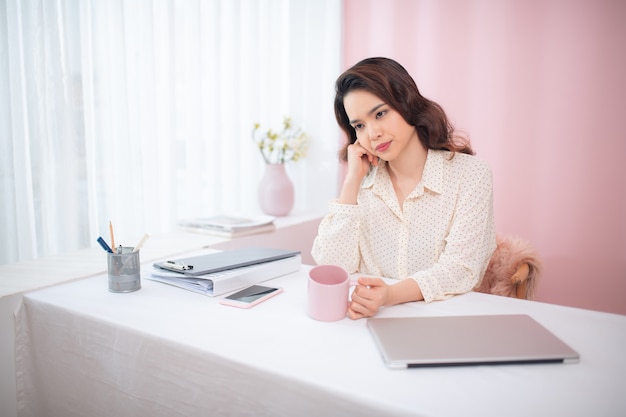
top-left (349, 103), bottom-right (386, 125)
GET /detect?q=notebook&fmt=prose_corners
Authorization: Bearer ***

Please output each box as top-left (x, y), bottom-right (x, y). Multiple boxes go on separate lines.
top-left (153, 247), bottom-right (300, 276)
top-left (367, 314), bottom-right (580, 369)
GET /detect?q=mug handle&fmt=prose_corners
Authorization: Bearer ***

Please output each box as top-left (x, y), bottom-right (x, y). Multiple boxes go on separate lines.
top-left (347, 278), bottom-right (359, 305)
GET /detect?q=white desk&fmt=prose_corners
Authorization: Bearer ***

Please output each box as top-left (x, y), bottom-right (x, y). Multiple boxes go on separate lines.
top-left (15, 257), bottom-right (626, 417)
top-left (3, 214), bottom-right (323, 417)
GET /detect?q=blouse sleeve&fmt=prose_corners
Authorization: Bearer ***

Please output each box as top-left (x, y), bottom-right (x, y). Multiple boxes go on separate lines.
top-left (311, 200), bottom-right (361, 273)
top-left (411, 164), bottom-right (497, 302)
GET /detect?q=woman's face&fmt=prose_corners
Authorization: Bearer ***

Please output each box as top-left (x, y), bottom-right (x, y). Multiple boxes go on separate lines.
top-left (343, 89), bottom-right (418, 162)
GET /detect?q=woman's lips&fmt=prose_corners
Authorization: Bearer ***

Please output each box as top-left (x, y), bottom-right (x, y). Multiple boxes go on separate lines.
top-left (376, 141), bottom-right (391, 152)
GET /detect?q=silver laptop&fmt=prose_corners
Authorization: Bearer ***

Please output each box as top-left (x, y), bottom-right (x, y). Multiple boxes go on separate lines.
top-left (367, 314), bottom-right (580, 369)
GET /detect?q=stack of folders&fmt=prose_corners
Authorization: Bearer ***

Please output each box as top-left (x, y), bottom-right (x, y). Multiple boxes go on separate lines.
top-left (178, 215), bottom-right (276, 238)
top-left (147, 247), bottom-right (301, 297)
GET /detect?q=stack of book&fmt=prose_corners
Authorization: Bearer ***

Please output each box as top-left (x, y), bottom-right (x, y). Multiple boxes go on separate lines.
top-left (147, 247), bottom-right (301, 296)
top-left (178, 215), bottom-right (276, 238)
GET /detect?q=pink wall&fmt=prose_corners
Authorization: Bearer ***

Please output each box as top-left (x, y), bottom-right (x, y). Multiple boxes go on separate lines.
top-left (341, 0), bottom-right (626, 315)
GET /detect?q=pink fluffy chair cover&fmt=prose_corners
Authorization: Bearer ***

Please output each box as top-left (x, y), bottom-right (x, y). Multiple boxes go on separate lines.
top-left (475, 234), bottom-right (542, 299)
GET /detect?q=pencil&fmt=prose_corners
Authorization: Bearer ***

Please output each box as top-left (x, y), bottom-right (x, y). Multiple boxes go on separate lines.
top-left (109, 221), bottom-right (116, 250)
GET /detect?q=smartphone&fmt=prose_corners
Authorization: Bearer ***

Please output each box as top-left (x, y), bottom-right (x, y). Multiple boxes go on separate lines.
top-left (219, 285), bottom-right (283, 309)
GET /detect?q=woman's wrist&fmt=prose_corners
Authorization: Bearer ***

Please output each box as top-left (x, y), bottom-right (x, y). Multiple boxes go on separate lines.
top-left (338, 177), bottom-right (362, 204)
top-left (387, 279), bottom-right (424, 306)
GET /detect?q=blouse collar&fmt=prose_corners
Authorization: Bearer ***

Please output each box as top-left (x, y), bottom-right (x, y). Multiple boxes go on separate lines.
top-left (362, 149), bottom-right (447, 198)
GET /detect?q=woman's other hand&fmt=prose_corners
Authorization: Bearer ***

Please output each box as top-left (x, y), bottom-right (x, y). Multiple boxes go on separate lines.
top-left (348, 277), bottom-right (388, 319)
top-left (348, 276), bottom-right (424, 319)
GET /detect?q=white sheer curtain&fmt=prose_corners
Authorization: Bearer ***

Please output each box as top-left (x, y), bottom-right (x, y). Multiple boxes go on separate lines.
top-left (0, 0), bottom-right (341, 265)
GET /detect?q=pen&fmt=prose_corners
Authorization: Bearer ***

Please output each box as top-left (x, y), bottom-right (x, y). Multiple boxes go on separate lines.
top-left (132, 233), bottom-right (150, 253)
top-left (163, 260), bottom-right (193, 271)
top-left (97, 236), bottom-right (113, 253)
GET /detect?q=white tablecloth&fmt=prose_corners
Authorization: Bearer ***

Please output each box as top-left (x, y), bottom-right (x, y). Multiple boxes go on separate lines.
top-left (15, 263), bottom-right (626, 417)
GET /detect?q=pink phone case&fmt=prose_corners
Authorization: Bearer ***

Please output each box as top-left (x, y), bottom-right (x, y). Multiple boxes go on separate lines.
top-left (219, 286), bottom-right (283, 309)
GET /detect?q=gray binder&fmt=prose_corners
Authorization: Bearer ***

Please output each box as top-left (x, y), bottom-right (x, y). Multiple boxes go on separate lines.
top-left (154, 247), bottom-right (300, 276)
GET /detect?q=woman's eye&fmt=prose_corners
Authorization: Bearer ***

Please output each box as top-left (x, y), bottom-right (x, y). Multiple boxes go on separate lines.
top-left (353, 123), bottom-right (363, 131)
top-left (376, 110), bottom-right (386, 119)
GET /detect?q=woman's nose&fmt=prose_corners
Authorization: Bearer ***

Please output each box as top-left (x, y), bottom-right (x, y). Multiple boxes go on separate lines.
top-left (367, 122), bottom-right (382, 140)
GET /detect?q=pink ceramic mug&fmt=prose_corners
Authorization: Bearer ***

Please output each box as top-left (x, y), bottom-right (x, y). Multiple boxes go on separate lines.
top-left (308, 264), bottom-right (357, 322)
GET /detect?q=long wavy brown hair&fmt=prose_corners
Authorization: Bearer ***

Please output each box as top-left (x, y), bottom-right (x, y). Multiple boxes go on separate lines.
top-left (334, 57), bottom-right (474, 161)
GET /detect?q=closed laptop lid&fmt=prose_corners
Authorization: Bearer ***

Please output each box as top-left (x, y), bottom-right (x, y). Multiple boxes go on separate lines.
top-left (367, 314), bottom-right (580, 369)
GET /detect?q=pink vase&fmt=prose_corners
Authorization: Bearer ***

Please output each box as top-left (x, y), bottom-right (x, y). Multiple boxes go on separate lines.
top-left (258, 163), bottom-right (294, 216)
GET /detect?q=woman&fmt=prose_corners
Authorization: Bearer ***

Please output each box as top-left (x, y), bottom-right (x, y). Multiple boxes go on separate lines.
top-left (311, 57), bottom-right (496, 319)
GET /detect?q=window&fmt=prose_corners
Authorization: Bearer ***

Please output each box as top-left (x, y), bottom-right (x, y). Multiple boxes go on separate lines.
top-left (0, 0), bottom-right (341, 264)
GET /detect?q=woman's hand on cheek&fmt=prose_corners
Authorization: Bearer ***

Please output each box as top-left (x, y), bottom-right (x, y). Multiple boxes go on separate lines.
top-left (346, 140), bottom-right (377, 181)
